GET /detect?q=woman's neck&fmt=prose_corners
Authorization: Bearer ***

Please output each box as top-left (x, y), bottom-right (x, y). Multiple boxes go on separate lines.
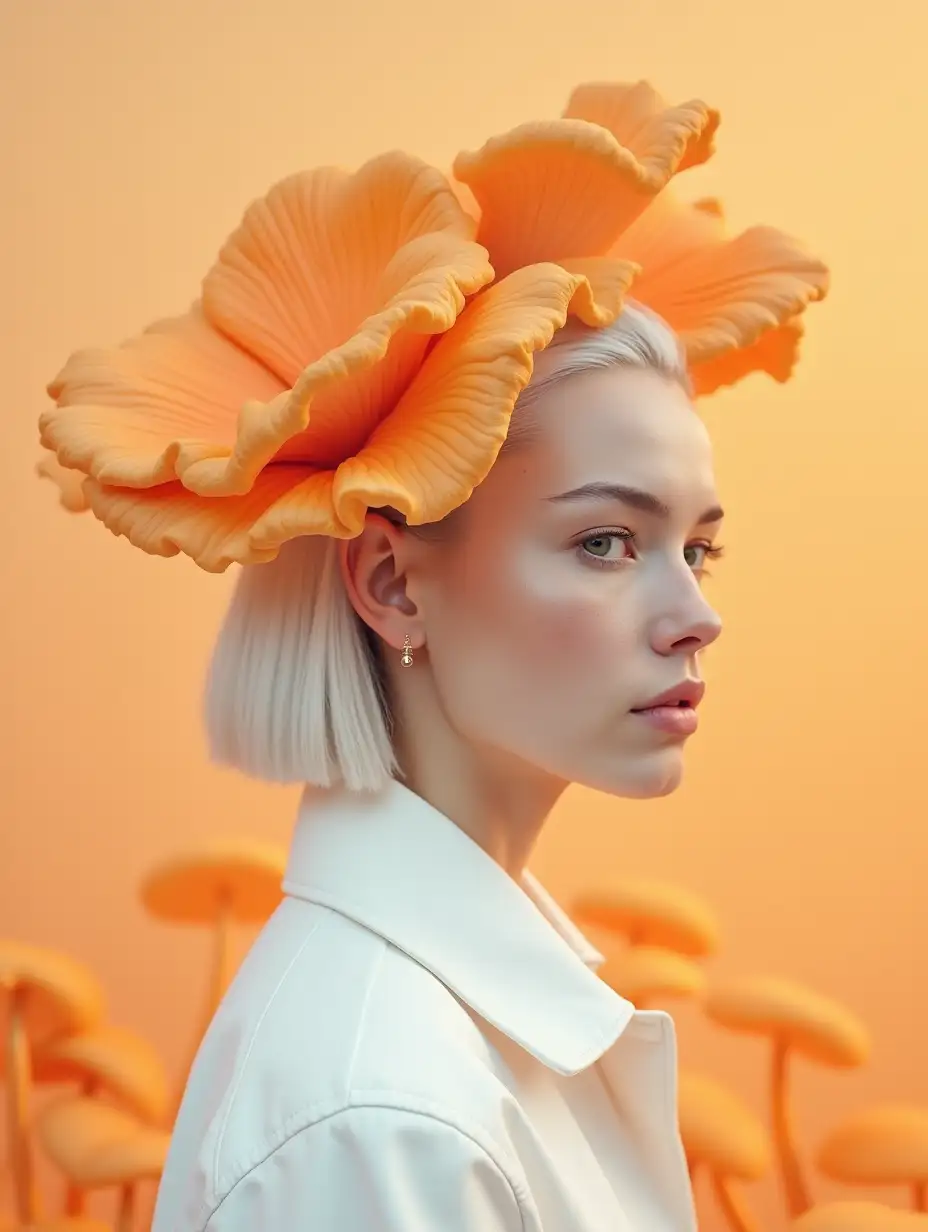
top-left (392, 706), bottom-right (569, 879)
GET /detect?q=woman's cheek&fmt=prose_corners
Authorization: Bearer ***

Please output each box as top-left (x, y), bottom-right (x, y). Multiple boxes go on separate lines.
top-left (525, 596), bottom-right (621, 688)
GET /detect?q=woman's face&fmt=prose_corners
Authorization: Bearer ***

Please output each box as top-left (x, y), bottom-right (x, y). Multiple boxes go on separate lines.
top-left (411, 364), bottom-right (724, 799)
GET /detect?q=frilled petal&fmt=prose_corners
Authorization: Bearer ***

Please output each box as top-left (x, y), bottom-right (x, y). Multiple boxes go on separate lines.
top-left (203, 153), bottom-right (481, 385)
top-left (555, 257), bottom-right (640, 326)
top-left (75, 260), bottom-right (636, 568)
top-left (189, 153), bottom-right (494, 490)
top-left (36, 453), bottom-right (91, 513)
top-left (690, 317), bottom-right (807, 396)
top-left (452, 88), bottom-right (718, 278)
top-left (184, 231), bottom-right (493, 494)
top-left (328, 262), bottom-right (614, 530)
top-left (610, 189), bottom-right (721, 275)
top-left (563, 80), bottom-right (719, 175)
top-left (83, 465), bottom-right (338, 573)
top-left (446, 174), bottom-right (482, 229)
top-left (41, 227), bottom-right (493, 500)
top-left (37, 76), bottom-right (830, 576)
top-left (674, 226), bottom-right (828, 365)
top-left (614, 190), bottom-right (829, 378)
top-left (39, 306), bottom-right (286, 489)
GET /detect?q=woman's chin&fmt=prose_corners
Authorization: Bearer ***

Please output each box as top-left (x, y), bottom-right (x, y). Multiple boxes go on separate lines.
top-left (577, 747), bottom-right (686, 800)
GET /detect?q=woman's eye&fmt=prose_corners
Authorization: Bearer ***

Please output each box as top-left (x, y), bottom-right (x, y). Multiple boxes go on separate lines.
top-left (685, 542), bottom-right (725, 571)
top-left (579, 532), bottom-right (634, 563)
top-left (578, 534), bottom-right (725, 571)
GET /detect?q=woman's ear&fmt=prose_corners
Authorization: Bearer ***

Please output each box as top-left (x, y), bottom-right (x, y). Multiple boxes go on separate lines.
top-left (336, 515), bottom-right (427, 655)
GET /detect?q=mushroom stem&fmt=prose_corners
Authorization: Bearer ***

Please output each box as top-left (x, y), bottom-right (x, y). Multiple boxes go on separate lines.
top-left (63, 1076), bottom-right (99, 1214)
top-left (4, 986), bottom-right (38, 1223)
top-left (116, 1180), bottom-right (136, 1232)
top-left (711, 1172), bottom-right (760, 1232)
top-left (209, 890), bottom-right (234, 1015)
top-left (769, 1036), bottom-right (811, 1217)
top-left (64, 1183), bottom-right (86, 1215)
top-left (171, 889), bottom-right (236, 1122)
top-left (914, 1180), bottom-right (927, 1212)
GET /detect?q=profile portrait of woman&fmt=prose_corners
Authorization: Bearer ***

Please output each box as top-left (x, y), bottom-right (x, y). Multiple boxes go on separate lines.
top-left (37, 76), bottom-right (828, 1231)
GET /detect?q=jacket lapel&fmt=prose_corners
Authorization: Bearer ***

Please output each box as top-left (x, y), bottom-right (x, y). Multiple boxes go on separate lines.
top-left (596, 1011), bottom-right (698, 1231)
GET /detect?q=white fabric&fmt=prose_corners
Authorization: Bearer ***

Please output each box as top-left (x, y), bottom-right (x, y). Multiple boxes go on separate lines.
top-left (152, 778), bottom-right (697, 1231)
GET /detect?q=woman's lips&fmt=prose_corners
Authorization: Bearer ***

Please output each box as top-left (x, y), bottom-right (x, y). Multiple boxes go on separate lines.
top-left (631, 704), bottom-right (699, 736)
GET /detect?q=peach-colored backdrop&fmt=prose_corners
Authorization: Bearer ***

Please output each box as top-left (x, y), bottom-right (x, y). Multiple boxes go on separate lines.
top-left (3, 1), bottom-right (926, 1229)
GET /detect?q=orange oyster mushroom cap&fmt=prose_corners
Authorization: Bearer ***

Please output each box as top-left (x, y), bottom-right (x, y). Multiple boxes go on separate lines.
top-left (679, 1070), bottom-right (770, 1181)
top-left (572, 877), bottom-right (720, 957)
top-left (29, 1021), bottom-right (170, 1217)
top-left (36, 1096), bottom-right (170, 1232)
top-left (36, 1095), bottom-right (170, 1185)
top-left (598, 944), bottom-right (706, 1008)
top-left (0, 940), bottom-right (105, 1225)
top-left (816, 1105), bottom-right (928, 1211)
top-left (0, 941), bottom-right (105, 1052)
top-left (37, 78), bottom-right (828, 572)
top-left (17, 1221), bottom-right (113, 1231)
top-left (706, 977), bottom-right (871, 1069)
top-left (452, 81), bottom-right (721, 277)
top-left (139, 837), bottom-right (287, 1017)
top-left (139, 838), bottom-right (288, 927)
top-left (705, 975), bottom-right (870, 1219)
top-left (139, 839), bottom-right (288, 1117)
top-left (33, 1023), bottom-right (170, 1126)
top-left (792, 1202), bottom-right (928, 1230)
top-left (678, 1069), bottom-right (771, 1232)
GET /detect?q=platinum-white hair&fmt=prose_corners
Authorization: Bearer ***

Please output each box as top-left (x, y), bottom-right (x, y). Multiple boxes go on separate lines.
top-left (204, 300), bottom-right (689, 792)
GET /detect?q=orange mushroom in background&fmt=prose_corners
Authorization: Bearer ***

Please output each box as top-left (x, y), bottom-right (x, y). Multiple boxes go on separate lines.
top-left (705, 975), bottom-right (871, 1219)
top-left (33, 1025), bottom-right (168, 1128)
top-left (816, 1105), bottom-right (928, 1213)
top-left (36, 1096), bottom-right (169, 1232)
top-left (0, 941), bottom-right (105, 1226)
top-left (30, 1024), bottom-right (169, 1217)
top-left (572, 878), bottom-right (720, 957)
top-left (15, 1219), bottom-right (112, 1231)
top-left (791, 1200), bottom-right (928, 1230)
top-left (598, 944), bottom-right (706, 1009)
top-left (139, 838), bottom-right (286, 1113)
top-left (677, 1069), bottom-right (771, 1232)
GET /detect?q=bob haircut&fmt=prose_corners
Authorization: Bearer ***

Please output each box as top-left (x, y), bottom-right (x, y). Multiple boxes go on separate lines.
top-left (203, 301), bottom-right (691, 793)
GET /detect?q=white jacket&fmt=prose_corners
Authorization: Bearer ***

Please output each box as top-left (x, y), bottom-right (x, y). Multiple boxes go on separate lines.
top-left (152, 779), bottom-right (697, 1230)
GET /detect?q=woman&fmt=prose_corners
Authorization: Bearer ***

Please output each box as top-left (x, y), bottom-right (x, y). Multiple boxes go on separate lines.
top-left (38, 79), bottom-right (827, 1230)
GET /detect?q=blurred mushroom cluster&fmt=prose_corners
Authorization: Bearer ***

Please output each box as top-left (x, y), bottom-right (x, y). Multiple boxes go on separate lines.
top-left (572, 879), bottom-right (928, 1231)
top-left (2, 854), bottom-right (927, 1230)
top-left (1, 840), bottom-right (287, 1232)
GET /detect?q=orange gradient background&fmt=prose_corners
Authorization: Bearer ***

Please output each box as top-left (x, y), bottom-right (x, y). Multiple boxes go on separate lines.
top-left (2, 1), bottom-right (926, 1229)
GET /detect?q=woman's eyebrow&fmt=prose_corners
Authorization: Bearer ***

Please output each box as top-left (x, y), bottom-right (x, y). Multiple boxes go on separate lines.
top-left (545, 481), bottom-right (724, 526)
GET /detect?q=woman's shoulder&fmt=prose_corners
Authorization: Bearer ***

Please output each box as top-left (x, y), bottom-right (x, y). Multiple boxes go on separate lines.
top-left (174, 895), bottom-right (518, 1214)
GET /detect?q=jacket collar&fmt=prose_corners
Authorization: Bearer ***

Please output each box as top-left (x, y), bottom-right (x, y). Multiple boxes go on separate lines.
top-left (282, 778), bottom-right (635, 1076)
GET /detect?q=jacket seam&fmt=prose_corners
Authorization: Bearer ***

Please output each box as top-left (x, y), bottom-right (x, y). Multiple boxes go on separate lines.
top-left (210, 917), bottom-right (324, 1199)
top-left (205, 1101), bottom-right (532, 1231)
top-left (343, 938), bottom-right (389, 1091)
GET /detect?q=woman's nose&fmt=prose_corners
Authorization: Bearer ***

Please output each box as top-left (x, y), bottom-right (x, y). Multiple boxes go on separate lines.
top-left (652, 595), bottom-right (723, 657)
